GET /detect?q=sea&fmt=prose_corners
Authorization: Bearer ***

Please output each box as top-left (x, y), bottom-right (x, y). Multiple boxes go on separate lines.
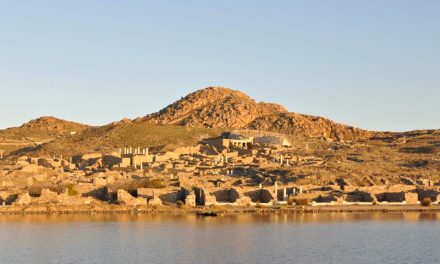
top-left (0, 213), bottom-right (439, 264)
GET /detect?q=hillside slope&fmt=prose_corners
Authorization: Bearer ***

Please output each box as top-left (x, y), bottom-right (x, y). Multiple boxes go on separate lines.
top-left (20, 121), bottom-right (225, 157)
top-left (143, 86), bottom-right (379, 140)
top-left (0, 117), bottom-right (89, 154)
top-left (0, 116), bottom-right (88, 139)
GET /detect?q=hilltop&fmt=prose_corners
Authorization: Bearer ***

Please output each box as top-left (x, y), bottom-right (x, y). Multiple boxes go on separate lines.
top-left (143, 87), bottom-right (380, 141)
top-left (1, 116), bottom-right (88, 138)
top-left (143, 87), bottom-right (288, 128)
top-left (0, 117), bottom-right (89, 154)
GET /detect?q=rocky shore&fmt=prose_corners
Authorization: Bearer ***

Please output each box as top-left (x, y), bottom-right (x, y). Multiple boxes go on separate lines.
top-left (1, 204), bottom-right (440, 215)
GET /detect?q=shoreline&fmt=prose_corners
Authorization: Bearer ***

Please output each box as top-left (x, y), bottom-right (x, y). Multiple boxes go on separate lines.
top-left (1, 204), bottom-right (440, 216)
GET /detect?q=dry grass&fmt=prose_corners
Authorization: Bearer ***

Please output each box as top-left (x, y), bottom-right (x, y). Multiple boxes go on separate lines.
top-left (28, 183), bottom-right (64, 197)
top-left (110, 179), bottom-right (165, 192)
top-left (16, 122), bottom-right (225, 157)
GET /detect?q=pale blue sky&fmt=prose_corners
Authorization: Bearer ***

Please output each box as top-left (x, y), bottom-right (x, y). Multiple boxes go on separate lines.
top-left (0, 0), bottom-right (439, 131)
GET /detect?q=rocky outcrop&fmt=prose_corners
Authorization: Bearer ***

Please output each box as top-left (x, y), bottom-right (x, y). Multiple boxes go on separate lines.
top-left (20, 116), bottom-right (88, 134)
top-left (142, 87), bottom-right (377, 140)
top-left (143, 87), bottom-right (287, 129)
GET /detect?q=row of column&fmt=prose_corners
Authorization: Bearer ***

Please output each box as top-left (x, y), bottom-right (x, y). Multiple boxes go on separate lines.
top-left (132, 160), bottom-right (144, 170)
top-left (120, 147), bottom-right (149, 155)
top-left (260, 183), bottom-right (303, 201)
top-left (273, 155), bottom-right (291, 166)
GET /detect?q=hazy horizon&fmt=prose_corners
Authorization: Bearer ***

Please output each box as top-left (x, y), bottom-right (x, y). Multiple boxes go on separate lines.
top-left (1, 1), bottom-right (439, 131)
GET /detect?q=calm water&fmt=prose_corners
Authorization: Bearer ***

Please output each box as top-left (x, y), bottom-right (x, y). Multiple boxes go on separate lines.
top-left (1, 213), bottom-right (439, 264)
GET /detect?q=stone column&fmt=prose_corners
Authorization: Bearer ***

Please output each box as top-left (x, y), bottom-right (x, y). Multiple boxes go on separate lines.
top-left (283, 188), bottom-right (287, 201)
top-left (274, 182), bottom-right (278, 201)
top-left (299, 186), bottom-right (303, 194)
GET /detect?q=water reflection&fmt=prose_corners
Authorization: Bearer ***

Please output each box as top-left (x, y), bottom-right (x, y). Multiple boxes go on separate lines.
top-left (1, 212), bottom-right (440, 224)
top-left (1, 213), bottom-right (440, 264)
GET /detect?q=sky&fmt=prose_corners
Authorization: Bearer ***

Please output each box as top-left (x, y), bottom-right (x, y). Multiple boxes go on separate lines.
top-left (0, 0), bottom-right (439, 132)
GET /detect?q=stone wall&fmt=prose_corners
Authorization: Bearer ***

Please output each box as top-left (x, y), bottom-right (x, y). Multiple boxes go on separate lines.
top-left (375, 192), bottom-right (405, 203)
top-left (212, 188), bottom-right (240, 203)
top-left (117, 190), bottom-right (147, 206)
top-left (405, 192), bottom-right (419, 204)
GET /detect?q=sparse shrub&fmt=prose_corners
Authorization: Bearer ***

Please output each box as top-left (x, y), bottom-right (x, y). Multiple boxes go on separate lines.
top-left (141, 179), bottom-right (165, 189)
top-left (421, 197), bottom-right (432, 207)
top-left (28, 185), bottom-right (43, 197)
top-left (294, 198), bottom-right (312, 206)
top-left (110, 179), bottom-right (164, 194)
top-left (65, 184), bottom-right (78, 196)
top-left (28, 183), bottom-right (64, 197)
top-left (51, 184), bottom-right (64, 194)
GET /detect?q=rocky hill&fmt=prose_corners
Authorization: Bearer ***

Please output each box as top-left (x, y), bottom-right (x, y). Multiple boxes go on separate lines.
top-left (143, 87), bottom-right (287, 128)
top-left (0, 116), bottom-right (89, 139)
top-left (19, 116), bottom-right (89, 134)
top-left (0, 86), bottom-right (437, 159)
top-left (143, 87), bottom-right (380, 141)
top-left (0, 117), bottom-right (89, 154)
